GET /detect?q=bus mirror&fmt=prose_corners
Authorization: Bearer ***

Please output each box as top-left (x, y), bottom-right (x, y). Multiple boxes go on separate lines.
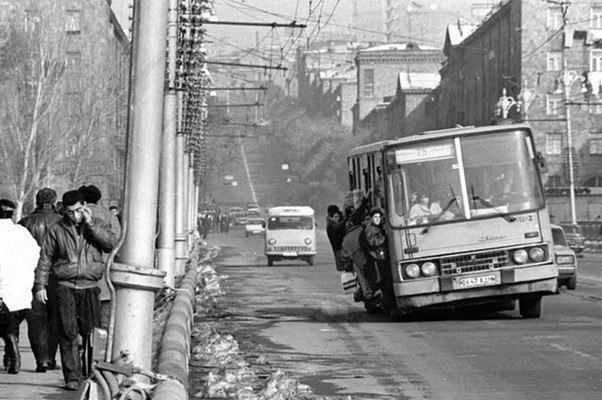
top-left (536, 152), bottom-right (548, 173)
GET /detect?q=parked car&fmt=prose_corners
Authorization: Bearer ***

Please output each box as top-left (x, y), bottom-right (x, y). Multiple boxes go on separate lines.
top-left (559, 223), bottom-right (585, 257)
top-left (245, 218), bottom-right (265, 237)
top-left (232, 212), bottom-right (248, 226)
top-left (552, 224), bottom-right (577, 290)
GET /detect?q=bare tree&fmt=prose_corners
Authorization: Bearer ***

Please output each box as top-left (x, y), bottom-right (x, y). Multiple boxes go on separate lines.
top-left (0, 3), bottom-right (67, 219)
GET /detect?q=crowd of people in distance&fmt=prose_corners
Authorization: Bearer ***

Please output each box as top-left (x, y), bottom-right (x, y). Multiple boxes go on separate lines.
top-left (326, 192), bottom-right (390, 314)
top-left (0, 185), bottom-right (120, 391)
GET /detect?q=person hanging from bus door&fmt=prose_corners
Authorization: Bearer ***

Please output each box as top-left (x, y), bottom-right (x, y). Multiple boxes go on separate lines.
top-left (361, 207), bottom-right (390, 313)
top-left (326, 205), bottom-right (346, 272)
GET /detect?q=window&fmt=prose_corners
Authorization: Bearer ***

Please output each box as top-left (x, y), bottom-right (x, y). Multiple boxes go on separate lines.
top-left (548, 175), bottom-right (562, 188)
top-left (547, 132), bottom-right (563, 155)
top-left (591, 50), bottom-right (602, 72)
top-left (66, 10), bottom-right (81, 33)
top-left (24, 10), bottom-right (40, 32)
top-left (66, 51), bottom-right (81, 92)
top-left (547, 7), bottom-right (563, 29)
top-left (363, 69), bottom-right (374, 97)
top-left (547, 51), bottom-right (562, 71)
top-left (546, 95), bottom-right (562, 115)
top-left (583, 176), bottom-right (602, 186)
top-left (590, 133), bottom-right (602, 154)
top-left (592, 7), bottom-right (602, 28)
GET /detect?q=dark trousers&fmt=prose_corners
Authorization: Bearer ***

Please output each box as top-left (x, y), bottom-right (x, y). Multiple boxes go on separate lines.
top-left (1, 304), bottom-right (26, 369)
top-left (26, 284), bottom-right (59, 367)
top-left (55, 285), bottom-right (100, 384)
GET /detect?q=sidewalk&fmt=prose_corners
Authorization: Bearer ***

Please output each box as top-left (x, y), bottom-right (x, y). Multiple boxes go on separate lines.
top-left (0, 324), bottom-right (77, 400)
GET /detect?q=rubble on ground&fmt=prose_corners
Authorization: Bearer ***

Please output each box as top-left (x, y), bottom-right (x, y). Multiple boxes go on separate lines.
top-left (190, 245), bottom-right (346, 400)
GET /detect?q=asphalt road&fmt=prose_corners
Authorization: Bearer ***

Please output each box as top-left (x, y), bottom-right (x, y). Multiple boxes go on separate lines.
top-left (204, 227), bottom-right (602, 400)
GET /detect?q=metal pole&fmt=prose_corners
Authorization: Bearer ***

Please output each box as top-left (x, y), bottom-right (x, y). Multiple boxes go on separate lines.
top-left (564, 80), bottom-right (578, 225)
top-left (175, 93), bottom-right (188, 275)
top-left (182, 151), bottom-right (190, 249)
top-left (188, 160), bottom-right (195, 246)
top-left (112, 0), bottom-right (168, 376)
top-left (157, 0), bottom-right (178, 287)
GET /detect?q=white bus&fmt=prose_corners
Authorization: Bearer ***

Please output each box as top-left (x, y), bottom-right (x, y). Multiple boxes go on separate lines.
top-left (264, 206), bottom-right (317, 266)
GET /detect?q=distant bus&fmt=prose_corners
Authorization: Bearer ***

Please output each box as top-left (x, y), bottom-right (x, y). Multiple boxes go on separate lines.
top-left (348, 123), bottom-right (557, 318)
top-left (265, 206), bottom-right (316, 266)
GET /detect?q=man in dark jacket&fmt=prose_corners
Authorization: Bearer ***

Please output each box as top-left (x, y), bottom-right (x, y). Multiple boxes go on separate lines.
top-left (18, 188), bottom-right (61, 372)
top-left (326, 205), bottom-right (346, 271)
top-left (78, 185), bottom-right (122, 330)
top-left (34, 190), bottom-right (117, 391)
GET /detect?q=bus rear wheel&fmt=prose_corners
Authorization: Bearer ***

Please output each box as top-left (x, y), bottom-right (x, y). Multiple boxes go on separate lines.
top-left (267, 257), bottom-right (273, 266)
top-left (519, 295), bottom-right (541, 318)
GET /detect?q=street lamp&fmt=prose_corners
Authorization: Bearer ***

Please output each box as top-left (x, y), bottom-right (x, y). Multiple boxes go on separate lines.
top-left (556, 70), bottom-right (585, 225)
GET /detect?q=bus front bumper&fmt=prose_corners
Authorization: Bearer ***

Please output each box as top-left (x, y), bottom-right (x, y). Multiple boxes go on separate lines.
top-left (393, 263), bottom-right (558, 309)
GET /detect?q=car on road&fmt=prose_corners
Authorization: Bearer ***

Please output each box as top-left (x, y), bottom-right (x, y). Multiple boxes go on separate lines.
top-left (246, 203), bottom-right (261, 213)
top-left (232, 212), bottom-right (248, 226)
top-left (552, 224), bottom-right (577, 290)
top-left (559, 223), bottom-right (585, 257)
top-left (245, 218), bottom-right (265, 237)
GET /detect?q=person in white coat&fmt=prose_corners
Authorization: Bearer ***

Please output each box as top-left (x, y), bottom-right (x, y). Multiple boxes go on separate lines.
top-left (0, 199), bottom-right (41, 374)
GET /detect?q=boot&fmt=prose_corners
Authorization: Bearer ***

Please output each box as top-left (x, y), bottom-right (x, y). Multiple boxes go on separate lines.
top-left (6, 335), bottom-right (20, 374)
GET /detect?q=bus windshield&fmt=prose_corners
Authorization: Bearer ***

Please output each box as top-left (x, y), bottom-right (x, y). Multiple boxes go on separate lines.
top-left (267, 216), bottom-right (313, 230)
top-left (386, 129), bottom-right (545, 228)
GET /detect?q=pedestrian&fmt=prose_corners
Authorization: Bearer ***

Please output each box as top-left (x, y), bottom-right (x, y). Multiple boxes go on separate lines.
top-left (78, 185), bottom-right (122, 330)
top-left (0, 199), bottom-right (41, 374)
top-left (18, 188), bottom-right (62, 372)
top-left (34, 190), bottom-right (118, 391)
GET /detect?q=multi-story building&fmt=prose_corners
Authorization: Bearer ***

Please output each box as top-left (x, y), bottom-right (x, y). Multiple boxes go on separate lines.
top-left (0, 0), bottom-right (130, 204)
top-left (436, 0), bottom-right (602, 220)
top-left (353, 42), bottom-right (444, 134)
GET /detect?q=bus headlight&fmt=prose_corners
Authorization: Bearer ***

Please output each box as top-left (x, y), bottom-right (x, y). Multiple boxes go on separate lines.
top-left (268, 238), bottom-right (276, 245)
top-left (513, 249), bottom-right (528, 264)
top-left (304, 238), bottom-right (312, 245)
top-left (529, 247), bottom-right (544, 262)
top-left (421, 262), bottom-right (437, 277)
top-left (405, 264), bottom-right (420, 279)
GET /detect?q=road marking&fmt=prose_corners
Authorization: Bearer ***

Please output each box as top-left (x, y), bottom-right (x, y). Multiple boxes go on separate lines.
top-left (238, 138), bottom-right (257, 204)
top-left (550, 343), bottom-right (598, 361)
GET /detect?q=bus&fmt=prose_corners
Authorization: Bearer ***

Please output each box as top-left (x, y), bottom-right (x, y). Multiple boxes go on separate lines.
top-left (348, 123), bottom-right (557, 318)
top-left (265, 206), bottom-right (317, 266)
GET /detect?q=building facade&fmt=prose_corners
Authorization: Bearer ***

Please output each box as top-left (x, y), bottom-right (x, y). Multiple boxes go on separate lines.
top-left (436, 0), bottom-right (602, 220)
top-left (353, 43), bottom-right (445, 134)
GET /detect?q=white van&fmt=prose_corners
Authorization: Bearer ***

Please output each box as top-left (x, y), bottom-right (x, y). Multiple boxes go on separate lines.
top-left (264, 206), bottom-right (317, 266)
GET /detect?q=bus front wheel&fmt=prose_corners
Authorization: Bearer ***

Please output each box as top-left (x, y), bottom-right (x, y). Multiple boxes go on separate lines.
top-left (267, 257), bottom-right (273, 266)
top-left (519, 295), bottom-right (541, 318)
top-left (307, 256), bottom-right (315, 266)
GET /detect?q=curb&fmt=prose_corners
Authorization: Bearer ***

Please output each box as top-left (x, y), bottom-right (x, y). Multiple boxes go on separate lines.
top-left (152, 266), bottom-right (198, 399)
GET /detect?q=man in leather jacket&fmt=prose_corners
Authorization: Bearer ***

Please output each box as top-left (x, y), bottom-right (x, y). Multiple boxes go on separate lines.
top-left (33, 190), bottom-right (117, 391)
top-left (18, 188), bottom-right (62, 372)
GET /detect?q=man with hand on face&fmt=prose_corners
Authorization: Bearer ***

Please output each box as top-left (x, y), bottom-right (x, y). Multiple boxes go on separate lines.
top-left (33, 190), bottom-right (117, 391)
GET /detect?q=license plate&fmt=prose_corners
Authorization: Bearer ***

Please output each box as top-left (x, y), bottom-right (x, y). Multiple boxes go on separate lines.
top-left (283, 251), bottom-right (297, 256)
top-left (453, 273), bottom-right (499, 289)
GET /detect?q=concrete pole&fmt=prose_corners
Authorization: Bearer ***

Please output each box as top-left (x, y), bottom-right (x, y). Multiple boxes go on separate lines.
top-left (156, 0), bottom-right (178, 287)
top-left (112, 0), bottom-right (168, 375)
top-left (187, 156), bottom-right (195, 246)
top-left (175, 93), bottom-right (188, 275)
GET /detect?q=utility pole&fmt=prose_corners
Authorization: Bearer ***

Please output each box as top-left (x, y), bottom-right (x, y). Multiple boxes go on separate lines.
top-left (112, 0), bottom-right (168, 377)
top-left (157, 0), bottom-right (178, 287)
top-left (560, 2), bottom-right (578, 225)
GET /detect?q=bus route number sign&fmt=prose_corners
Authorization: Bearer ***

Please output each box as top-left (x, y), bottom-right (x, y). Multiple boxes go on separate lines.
top-left (395, 143), bottom-right (454, 164)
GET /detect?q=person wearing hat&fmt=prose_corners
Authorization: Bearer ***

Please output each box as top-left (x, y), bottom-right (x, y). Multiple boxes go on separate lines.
top-left (34, 190), bottom-right (117, 390)
top-left (78, 185), bottom-right (121, 331)
top-left (0, 199), bottom-right (41, 374)
top-left (18, 188), bottom-right (62, 372)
